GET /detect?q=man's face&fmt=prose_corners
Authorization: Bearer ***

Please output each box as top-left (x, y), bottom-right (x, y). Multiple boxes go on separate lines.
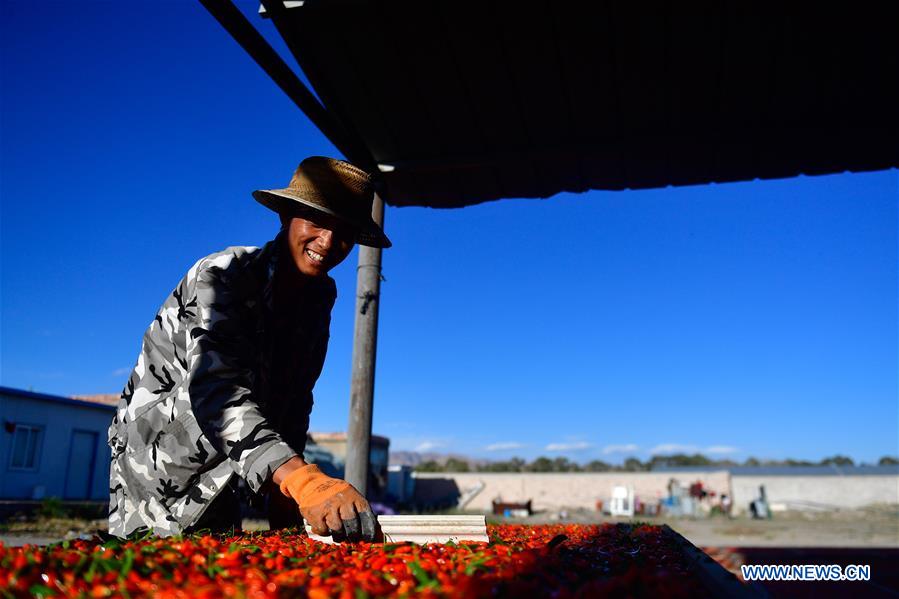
top-left (283, 213), bottom-right (355, 277)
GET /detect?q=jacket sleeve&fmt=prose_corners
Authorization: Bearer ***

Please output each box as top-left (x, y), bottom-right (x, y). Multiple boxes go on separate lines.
top-left (185, 256), bottom-right (298, 493)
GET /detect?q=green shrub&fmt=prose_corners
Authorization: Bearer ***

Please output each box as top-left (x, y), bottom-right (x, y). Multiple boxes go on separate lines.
top-left (38, 497), bottom-right (67, 519)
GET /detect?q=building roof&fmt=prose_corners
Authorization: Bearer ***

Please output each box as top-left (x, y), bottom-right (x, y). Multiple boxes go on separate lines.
top-left (70, 394), bottom-right (121, 407)
top-left (0, 386), bottom-right (116, 412)
top-left (310, 431), bottom-right (390, 446)
top-left (244, 1), bottom-right (897, 208)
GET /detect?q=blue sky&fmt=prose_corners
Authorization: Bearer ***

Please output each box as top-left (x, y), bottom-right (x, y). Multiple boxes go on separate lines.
top-left (1, 2), bottom-right (896, 465)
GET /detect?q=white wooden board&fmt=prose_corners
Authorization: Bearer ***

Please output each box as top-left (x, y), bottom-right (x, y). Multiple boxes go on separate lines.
top-left (305, 514), bottom-right (489, 544)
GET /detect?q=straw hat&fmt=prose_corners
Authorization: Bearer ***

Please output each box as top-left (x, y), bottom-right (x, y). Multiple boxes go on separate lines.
top-left (253, 157), bottom-right (391, 248)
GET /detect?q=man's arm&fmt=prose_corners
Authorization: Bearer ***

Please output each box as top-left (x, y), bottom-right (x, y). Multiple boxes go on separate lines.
top-left (186, 258), bottom-right (299, 492)
top-left (187, 257), bottom-right (376, 540)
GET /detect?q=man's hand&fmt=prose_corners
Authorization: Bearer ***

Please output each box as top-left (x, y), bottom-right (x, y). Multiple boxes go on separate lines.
top-left (279, 463), bottom-right (377, 542)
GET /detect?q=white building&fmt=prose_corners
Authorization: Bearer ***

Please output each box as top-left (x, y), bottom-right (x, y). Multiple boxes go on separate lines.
top-left (0, 386), bottom-right (116, 501)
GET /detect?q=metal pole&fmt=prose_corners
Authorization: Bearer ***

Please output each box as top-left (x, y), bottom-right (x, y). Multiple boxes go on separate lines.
top-left (345, 193), bottom-right (385, 496)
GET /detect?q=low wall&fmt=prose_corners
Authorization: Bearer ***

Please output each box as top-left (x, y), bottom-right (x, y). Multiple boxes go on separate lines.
top-left (730, 475), bottom-right (899, 511)
top-left (413, 472), bottom-right (899, 513)
top-left (413, 471), bottom-right (731, 512)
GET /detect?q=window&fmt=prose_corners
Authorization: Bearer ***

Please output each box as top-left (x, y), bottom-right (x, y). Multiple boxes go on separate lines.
top-left (9, 424), bottom-right (43, 470)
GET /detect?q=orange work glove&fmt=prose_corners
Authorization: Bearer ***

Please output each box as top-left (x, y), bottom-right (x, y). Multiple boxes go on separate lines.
top-left (280, 464), bottom-right (377, 542)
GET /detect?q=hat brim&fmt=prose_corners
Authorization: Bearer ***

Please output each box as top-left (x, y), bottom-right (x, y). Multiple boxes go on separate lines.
top-left (253, 189), bottom-right (392, 249)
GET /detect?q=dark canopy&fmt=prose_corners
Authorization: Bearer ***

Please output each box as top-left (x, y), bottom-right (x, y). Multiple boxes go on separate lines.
top-left (229, 0), bottom-right (897, 207)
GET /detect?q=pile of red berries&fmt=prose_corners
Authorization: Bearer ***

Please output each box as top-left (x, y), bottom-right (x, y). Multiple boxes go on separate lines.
top-left (1, 523), bottom-right (710, 597)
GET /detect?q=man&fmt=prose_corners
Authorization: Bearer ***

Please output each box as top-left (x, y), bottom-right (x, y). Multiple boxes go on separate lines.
top-left (107, 156), bottom-right (390, 541)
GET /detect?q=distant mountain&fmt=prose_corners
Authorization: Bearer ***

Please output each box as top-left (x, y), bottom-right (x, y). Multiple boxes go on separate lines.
top-left (389, 450), bottom-right (489, 469)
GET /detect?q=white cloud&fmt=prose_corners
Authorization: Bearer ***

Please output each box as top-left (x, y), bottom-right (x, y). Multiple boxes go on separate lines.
top-left (602, 444), bottom-right (640, 455)
top-left (650, 443), bottom-right (698, 455)
top-left (485, 442), bottom-right (526, 451)
top-left (545, 441), bottom-right (593, 452)
top-left (415, 441), bottom-right (444, 452)
top-left (111, 367), bottom-right (131, 377)
top-left (649, 443), bottom-right (739, 455)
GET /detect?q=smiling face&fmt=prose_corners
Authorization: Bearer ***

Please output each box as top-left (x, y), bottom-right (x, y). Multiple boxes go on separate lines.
top-left (282, 212), bottom-right (356, 277)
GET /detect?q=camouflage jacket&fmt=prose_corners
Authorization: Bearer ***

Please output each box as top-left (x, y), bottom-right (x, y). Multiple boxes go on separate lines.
top-left (107, 232), bottom-right (336, 537)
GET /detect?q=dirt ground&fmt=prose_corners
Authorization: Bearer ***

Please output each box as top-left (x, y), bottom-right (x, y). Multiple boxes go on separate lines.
top-left (517, 503), bottom-right (899, 548)
top-left (1, 505), bottom-right (896, 549)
